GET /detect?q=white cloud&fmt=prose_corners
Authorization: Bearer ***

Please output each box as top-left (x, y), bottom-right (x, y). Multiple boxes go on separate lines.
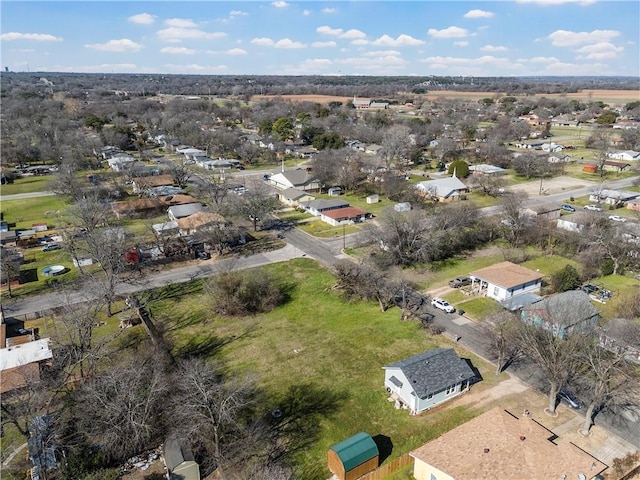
top-left (362, 50), bottom-right (401, 57)
top-left (0, 32), bottom-right (62, 42)
top-left (420, 55), bottom-right (519, 72)
top-left (351, 39), bottom-right (369, 46)
top-left (157, 27), bottom-right (227, 42)
top-left (251, 37), bottom-right (275, 46)
top-left (55, 63), bottom-right (137, 73)
top-left (302, 9), bottom-right (311, 16)
top-left (547, 29), bottom-right (620, 47)
top-left (542, 61), bottom-right (609, 76)
top-left (312, 41), bottom-right (337, 48)
top-left (427, 26), bottom-right (469, 39)
top-left (160, 46), bottom-right (196, 55)
top-left (8, 48), bottom-right (36, 53)
top-left (164, 63), bottom-right (228, 73)
top-left (454, 41), bottom-right (469, 47)
top-left (274, 38), bottom-right (306, 49)
top-left (165, 18), bottom-right (198, 28)
top-left (317, 25), bottom-right (343, 36)
top-left (272, 1), bottom-right (289, 8)
top-left (371, 34), bottom-right (425, 47)
top-left (481, 44), bottom-right (508, 52)
top-left (226, 48), bottom-right (247, 55)
top-left (322, 7), bottom-right (337, 13)
top-left (230, 10), bottom-right (248, 17)
top-left (301, 58), bottom-right (333, 67)
top-left (128, 13), bottom-right (156, 25)
top-left (85, 38), bottom-right (143, 52)
top-left (527, 56), bottom-right (560, 63)
top-left (576, 42), bottom-right (624, 60)
top-left (335, 54), bottom-right (406, 71)
top-left (517, 0), bottom-right (595, 5)
top-left (464, 9), bottom-right (494, 19)
top-left (341, 29), bottom-right (367, 39)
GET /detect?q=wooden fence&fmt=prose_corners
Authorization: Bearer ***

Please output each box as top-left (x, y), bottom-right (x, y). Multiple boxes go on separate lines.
top-left (359, 453), bottom-right (413, 480)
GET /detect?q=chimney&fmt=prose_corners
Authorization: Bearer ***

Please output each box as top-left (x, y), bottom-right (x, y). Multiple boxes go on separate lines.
top-left (520, 436), bottom-right (526, 441)
top-left (483, 448), bottom-right (490, 454)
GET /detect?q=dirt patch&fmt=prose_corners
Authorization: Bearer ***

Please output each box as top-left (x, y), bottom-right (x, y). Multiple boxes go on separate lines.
top-left (250, 94), bottom-right (354, 104)
top-left (421, 89), bottom-right (640, 105)
top-left (507, 176), bottom-right (594, 196)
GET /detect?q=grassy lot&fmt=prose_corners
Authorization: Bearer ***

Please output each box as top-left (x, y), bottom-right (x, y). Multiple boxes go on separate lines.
top-left (154, 259), bottom-right (500, 479)
top-left (311, 190), bottom-right (393, 217)
top-left (0, 176), bottom-right (54, 195)
top-left (297, 218), bottom-right (362, 238)
top-left (588, 274), bottom-right (640, 320)
top-left (455, 297), bottom-right (503, 321)
top-left (521, 254), bottom-right (581, 278)
top-left (276, 209), bottom-right (315, 223)
top-left (1, 196), bottom-right (70, 230)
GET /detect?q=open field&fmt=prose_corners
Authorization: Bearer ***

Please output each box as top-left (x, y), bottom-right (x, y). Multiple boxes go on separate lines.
top-left (253, 89), bottom-right (640, 106)
top-left (155, 259), bottom-right (503, 480)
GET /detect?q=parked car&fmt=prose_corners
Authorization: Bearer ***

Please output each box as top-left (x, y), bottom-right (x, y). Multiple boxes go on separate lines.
top-left (42, 243), bottom-right (60, 252)
top-left (449, 276), bottom-right (472, 288)
top-left (608, 215), bottom-right (627, 222)
top-left (431, 297), bottom-right (456, 313)
top-left (582, 284), bottom-right (599, 294)
top-left (561, 204), bottom-right (576, 212)
top-left (558, 388), bottom-right (582, 409)
top-left (584, 204), bottom-right (603, 212)
top-left (262, 174), bottom-right (271, 181)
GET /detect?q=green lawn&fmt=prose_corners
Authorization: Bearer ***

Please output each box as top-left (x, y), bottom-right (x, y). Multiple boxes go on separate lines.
top-left (154, 259), bottom-right (498, 479)
top-left (311, 191), bottom-right (392, 217)
top-left (455, 297), bottom-right (503, 321)
top-left (0, 176), bottom-right (54, 195)
top-left (1, 196), bottom-right (70, 230)
top-left (297, 218), bottom-right (362, 238)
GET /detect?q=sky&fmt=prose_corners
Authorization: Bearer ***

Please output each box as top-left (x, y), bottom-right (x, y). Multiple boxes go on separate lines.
top-left (1, 0), bottom-right (639, 77)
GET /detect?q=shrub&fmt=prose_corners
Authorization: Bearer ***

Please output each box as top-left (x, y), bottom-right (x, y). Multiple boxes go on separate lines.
top-left (550, 265), bottom-right (581, 292)
top-left (206, 269), bottom-right (290, 316)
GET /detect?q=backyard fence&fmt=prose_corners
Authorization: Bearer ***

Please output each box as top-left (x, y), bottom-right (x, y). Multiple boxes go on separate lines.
top-left (359, 453), bottom-right (413, 480)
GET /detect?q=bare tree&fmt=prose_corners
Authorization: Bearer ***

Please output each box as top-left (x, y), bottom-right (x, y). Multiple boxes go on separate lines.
top-left (78, 358), bottom-right (167, 462)
top-left (332, 260), bottom-right (397, 312)
top-left (380, 125), bottom-right (411, 170)
top-left (499, 191), bottom-right (531, 246)
top-left (51, 299), bottom-right (109, 379)
top-left (170, 357), bottom-right (257, 475)
top-left (587, 129), bottom-right (612, 177)
top-left (169, 157), bottom-right (194, 188)
top-left (1, 247), bottom-right (22, 297)
top-left (467, 172), bottom-right (506, 197)
top-left (483, 311), bottom-right (521, 375)
top-left (576, 340), bottom-right (638, 435)
top-left (233, 179), bottom-right (278, 231)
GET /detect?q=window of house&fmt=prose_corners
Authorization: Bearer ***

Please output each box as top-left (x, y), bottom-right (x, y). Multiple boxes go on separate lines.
top-left (427, 393), bottom-right (433, 400)
top-left (430, 474), bottom-right (438, 480)
top-left (445, 384), bottom-right (456, 395)
top-left (493, 286), bottom-right (499, 296)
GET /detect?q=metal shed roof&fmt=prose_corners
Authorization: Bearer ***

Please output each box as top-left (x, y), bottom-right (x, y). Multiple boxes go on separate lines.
top-left (330, 432), bottom-right (378, 472)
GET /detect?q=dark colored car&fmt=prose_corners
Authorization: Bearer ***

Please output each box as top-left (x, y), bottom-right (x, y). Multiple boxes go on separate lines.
top-left (558, 388), bottom-right (582, 409)
top-left (449, 277), bottom-right (472, 288)
top-left (582, 284), bottom-right (599, 294)
top-left (561, 204), bottom-right (576, 212)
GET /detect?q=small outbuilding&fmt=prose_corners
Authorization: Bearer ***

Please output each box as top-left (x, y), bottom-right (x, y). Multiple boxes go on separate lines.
top-left (366, 194), bottom-right (379, 204)
top-left (328, 432), bottom-right (379, 480)
top-left (163, 437), bottom-right (201, 480)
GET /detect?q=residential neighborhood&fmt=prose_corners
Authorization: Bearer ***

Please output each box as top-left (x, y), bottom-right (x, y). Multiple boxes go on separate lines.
top-left (1, 71), bottom-right (639, 480)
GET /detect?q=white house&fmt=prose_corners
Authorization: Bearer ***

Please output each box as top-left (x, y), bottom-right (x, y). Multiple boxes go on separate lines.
top-left (269, 170), bottom-right (320, 191)
top-left (607, 150), bottom-right (640, 161)
top-left (469, 261), bottom-right (543, 302)
top-left (277, 188), bottom-right (315, 207)
top-left (589, 189), bottom-right (639, 206)
top-left (299, 198), bottom-right (350, 216)
top-left (415, 176), bottom-right (469, 202)
top-left (383, 348), bottom-right (475, 415)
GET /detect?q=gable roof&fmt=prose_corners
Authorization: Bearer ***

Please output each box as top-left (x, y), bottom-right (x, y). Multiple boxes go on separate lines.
top-left (470, 261), bottom-right (543, 289)
top-left (384, 348), bottom-right (475, 399)
top-left (167, 203), bottom-right (207, 219)
top-left (271, 169), bottom-right (316, 187)
top-left (322, 206), bottom-right (368, 220)
top-left (410, 407), bottom-right (606, 480)
top-left (523, 290), bottom-right (600, 326)
top-left (415, 176), bottom-right (468, 198)
top-left (301, 198), bottom-right (350, 211)
top-left (329, 432), bottom-right (378, 472)
top-left (280, 187), bottom-right (312, 201)
top-left (176, 211), bottom-right (225, 230)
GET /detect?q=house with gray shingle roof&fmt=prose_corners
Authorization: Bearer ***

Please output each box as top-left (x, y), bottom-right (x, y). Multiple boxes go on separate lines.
top-left (268, 169), bottom-right (320, 191)
top-left (383, 348), bottom-right (475, 414)
top-left (415, 176), bottom-right (469, 201)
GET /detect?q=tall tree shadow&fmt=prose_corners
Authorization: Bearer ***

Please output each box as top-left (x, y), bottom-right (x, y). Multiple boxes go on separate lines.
top-left (264, 384), bottom-right (348, 464)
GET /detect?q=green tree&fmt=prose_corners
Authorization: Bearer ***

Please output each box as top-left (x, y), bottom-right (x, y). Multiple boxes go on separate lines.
top-left (447, 159), bottom-right (470, 178)
top-left (312, 132), bottom-right (344, 150)
top-left (551, 264), bottom-right (581, 292)
top-left (258, 119), bottom-right (273, 135)
top-left (271, 117), bottom-right (295, 141)
top-left (596, 111), bottom-right (618, 125)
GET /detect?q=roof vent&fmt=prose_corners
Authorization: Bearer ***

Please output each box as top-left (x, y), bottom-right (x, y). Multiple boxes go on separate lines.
top-left (483, 448), bottom-right (490, 454)
top-left (520, 436), bottom-right (526, 441)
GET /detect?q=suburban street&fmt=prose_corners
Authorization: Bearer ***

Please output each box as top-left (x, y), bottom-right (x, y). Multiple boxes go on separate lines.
top-left (2, 174), bottom-right (639, 450)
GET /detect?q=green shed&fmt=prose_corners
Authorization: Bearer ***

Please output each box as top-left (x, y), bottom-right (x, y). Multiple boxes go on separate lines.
top-left (328, 432), bottom-right (379, 480)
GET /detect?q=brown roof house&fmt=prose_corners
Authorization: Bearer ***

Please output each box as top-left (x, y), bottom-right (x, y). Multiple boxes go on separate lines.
top-left (320, 207), bottom-right (371, 226)
top-left (410, 407), bottom-right (606, 480)
top-left (175, 211), bottom-right (226, 236)
top-left (469, 261), bottom-right (543, 304)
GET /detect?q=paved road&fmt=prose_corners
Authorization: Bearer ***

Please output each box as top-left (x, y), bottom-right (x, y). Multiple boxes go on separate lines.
top-left (0, 190), bottom-right (57, 201)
